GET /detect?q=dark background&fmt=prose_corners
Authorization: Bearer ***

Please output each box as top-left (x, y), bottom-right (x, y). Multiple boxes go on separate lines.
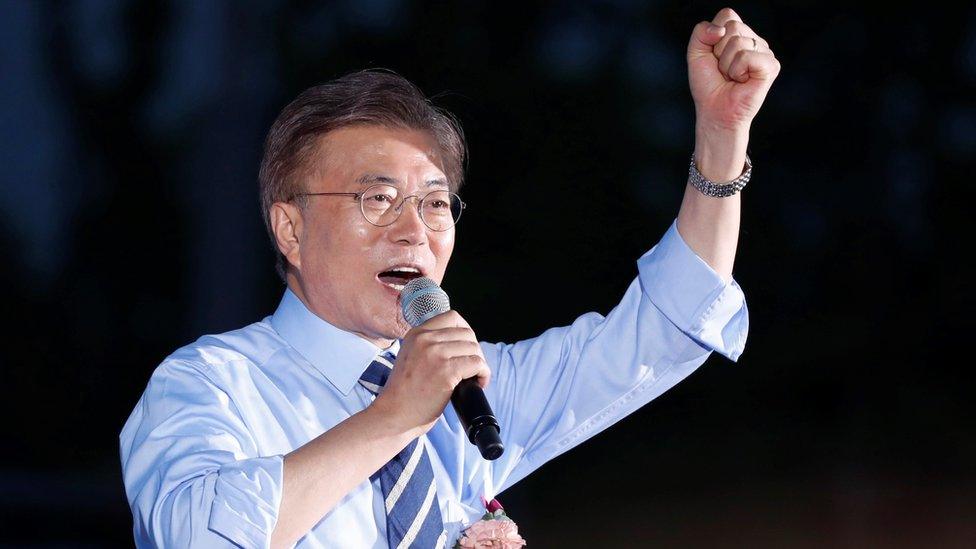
top-left (2, 1), bottom-right (974, 547)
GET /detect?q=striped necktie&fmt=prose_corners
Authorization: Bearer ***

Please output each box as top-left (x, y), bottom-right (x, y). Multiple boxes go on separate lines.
top-left (359, 350), bottom-right (447, 548)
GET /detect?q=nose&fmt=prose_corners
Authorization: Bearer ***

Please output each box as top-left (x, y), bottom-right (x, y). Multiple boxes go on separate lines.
top-left (387, 196), bottom-right (428, 245)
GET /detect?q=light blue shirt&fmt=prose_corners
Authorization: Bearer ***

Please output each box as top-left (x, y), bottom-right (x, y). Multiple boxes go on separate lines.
top-left (119, 217), bottom-right (748, 548)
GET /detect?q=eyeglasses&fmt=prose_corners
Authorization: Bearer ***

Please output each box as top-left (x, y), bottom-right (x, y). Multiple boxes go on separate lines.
top-left (291, 183), bottom-right (466, 232)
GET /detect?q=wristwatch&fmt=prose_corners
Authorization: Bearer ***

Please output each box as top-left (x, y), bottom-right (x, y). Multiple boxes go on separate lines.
top-left (688, 152), bottom-right (751, 197)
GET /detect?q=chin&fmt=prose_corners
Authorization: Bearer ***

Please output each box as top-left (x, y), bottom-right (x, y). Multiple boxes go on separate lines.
top-left (366, 306), bottom-right (411, 343)
top-left (393, 315), bottom-right (412, 336)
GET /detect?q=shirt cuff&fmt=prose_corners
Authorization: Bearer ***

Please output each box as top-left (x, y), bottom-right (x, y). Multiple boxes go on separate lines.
top-left (209, 454), bottom-right (285, 548)
top-left (637, 217), bottom-right (749, 361)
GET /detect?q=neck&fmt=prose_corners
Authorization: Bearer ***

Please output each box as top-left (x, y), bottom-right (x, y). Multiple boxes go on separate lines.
top-left (285, 274), bottom-right (396, 349)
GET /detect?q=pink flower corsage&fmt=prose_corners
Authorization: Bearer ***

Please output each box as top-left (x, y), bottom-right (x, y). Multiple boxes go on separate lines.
top-left (453, 496), bottom-right (527, 548)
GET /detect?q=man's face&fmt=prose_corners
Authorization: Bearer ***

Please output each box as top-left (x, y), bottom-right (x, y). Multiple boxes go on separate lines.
top-left (289, 125), bottom-right (456, 345)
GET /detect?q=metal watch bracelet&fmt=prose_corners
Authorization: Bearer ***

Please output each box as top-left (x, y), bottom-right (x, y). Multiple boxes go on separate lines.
top-left (688, 152), bottom-right (752, 197)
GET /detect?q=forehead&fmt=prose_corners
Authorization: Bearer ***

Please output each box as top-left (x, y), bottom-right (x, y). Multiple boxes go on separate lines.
top-left (314, 125), bottom-right (447, 183)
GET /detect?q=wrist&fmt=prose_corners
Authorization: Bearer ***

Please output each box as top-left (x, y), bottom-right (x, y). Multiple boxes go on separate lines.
top-left (693, 126), bottom-right (750, 182)
top-left (694, 117), bottom-right (750, 139)
top-left (366, 393), bottom-right (427, 442)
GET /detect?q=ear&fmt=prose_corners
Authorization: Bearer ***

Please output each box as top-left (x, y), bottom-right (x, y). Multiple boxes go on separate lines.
top-left (270, 201), bottom-right (304, 271)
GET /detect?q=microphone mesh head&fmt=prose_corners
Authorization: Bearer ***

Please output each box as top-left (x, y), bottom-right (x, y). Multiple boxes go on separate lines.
top-left (400, 277), bottom-right (451, 327)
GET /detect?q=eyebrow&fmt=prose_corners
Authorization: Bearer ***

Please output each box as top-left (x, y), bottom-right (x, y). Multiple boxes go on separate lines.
top-left (355, 174), bottom-right (449, 189)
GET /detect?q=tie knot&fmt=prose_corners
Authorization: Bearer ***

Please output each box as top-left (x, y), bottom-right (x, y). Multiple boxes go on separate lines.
top-left (359, 351), bottom-right (396, 396)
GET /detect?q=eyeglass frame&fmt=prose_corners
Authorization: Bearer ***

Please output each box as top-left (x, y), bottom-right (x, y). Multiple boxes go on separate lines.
top-left (289, 183), bottom-right (467, 232)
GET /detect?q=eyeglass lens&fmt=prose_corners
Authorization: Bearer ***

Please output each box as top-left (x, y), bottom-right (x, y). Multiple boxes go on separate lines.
top-left (361, 184), bottom-right (462, 231)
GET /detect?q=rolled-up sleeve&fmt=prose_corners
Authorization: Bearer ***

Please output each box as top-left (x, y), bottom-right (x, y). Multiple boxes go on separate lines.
top-left (465, 217), bottom-right (749, 504)
top-left (119, 360), bottom-right (284, 548)
top-left (637, 217), bottom-right (749, 362)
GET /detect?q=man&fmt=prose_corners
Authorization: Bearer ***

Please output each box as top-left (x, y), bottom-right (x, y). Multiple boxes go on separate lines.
top-left (120, 8), bottom-right (777, 548)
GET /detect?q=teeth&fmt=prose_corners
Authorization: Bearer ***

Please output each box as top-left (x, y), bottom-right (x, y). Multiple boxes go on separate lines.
top-left (378, 265), bottom-right (419, 293)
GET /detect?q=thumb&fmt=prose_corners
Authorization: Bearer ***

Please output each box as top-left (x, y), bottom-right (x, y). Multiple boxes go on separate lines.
top-left (688, 21), bottom-right (726, 57)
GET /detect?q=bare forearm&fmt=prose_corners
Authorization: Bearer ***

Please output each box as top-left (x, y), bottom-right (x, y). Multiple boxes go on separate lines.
top-left (676, 125), bottom-right (748, 283)
top-left (270, 401), bottom-right (418, 548)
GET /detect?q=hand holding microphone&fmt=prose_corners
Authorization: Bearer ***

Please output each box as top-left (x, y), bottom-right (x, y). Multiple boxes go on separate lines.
top-left (373, 277), bottom-right (504, 460)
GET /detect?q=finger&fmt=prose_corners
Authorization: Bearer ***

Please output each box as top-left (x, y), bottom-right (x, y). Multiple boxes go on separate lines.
top-left (451, 356), bottom-right (492, 389)
top-left (448, 354), bottom-right (491, 386)
top-left (713, 20), bottom-right (769, 59)
top-left (417, 309), bottom-right (471, 330)
top-left (475, 361), bottom-right (491, 389)
top-left (727, 50), bottom-right (781, 83)
top-left (687, 20), bottom-right (727, 57)
top-left (422, 326), bottom-right (478, 343)
top-left (710, 6), bottom-right (743, 27)
top-left (432, 339), bottom-right (484, 360)
top-left (718, 35), bottom-right (763, 77)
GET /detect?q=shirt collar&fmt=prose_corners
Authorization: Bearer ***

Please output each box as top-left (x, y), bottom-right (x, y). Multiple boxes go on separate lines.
top-left (270, 288), bottom-right (401, 396)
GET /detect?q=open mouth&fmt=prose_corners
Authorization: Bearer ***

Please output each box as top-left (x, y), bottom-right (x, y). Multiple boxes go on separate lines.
top-left (376, 266), bottom-right (424, 292)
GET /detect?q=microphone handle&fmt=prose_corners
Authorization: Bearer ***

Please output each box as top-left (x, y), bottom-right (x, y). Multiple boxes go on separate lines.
top-left (451, 377), bottom-right (504, 460)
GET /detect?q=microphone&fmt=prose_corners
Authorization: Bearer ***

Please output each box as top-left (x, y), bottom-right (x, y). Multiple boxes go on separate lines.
top-left (400, 277), bottom-right (504, 461)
